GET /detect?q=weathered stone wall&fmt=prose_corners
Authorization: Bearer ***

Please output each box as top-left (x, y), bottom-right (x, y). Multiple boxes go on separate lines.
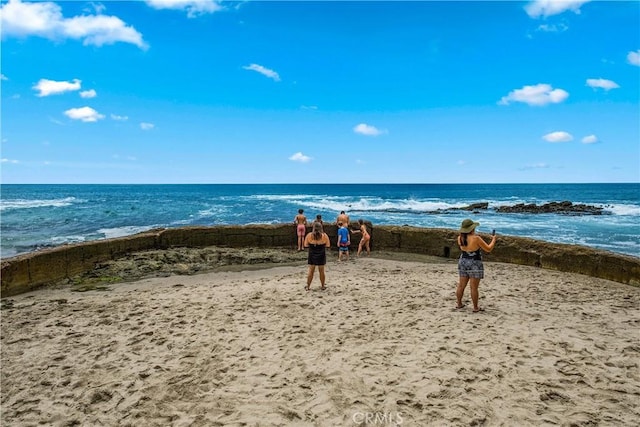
top-left (2, 224), bottom-right (638, 297)
top-left (372, 225), bottom-right (640, 286)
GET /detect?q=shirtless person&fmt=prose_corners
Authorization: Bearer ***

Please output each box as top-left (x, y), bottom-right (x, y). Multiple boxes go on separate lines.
top-left (294, 209), bottom-right (307, 251)
top-left (336, 211), bottom-right (350, 228)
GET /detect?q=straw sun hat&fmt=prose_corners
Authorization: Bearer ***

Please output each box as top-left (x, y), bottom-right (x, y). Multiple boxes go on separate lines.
top-left (459, 218), bottom-right (480, 233)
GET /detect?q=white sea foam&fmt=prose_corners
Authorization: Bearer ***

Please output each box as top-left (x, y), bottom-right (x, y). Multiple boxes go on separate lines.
top-left (50, 235), bottom-right (87, 244)
top-left (247, 194), bottom-right (312, 200)
top-left (97, 225), bottom-right (158, 239)
top-left (0, 197), bottom-right (79, 211)
top-left (196, 207), bottom-right (229, 219)
top-left (599, 203), bottom-right (640, 216)
top-left (246, 193), bottom-right (638, 216)
top-left (255, 194), bottom-right (471, 213)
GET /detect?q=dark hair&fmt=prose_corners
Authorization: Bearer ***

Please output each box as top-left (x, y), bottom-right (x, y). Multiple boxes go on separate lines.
top-left (340, 211), bottom-right (345, 214)
top-left (298, 209), bottom-right (303, 214)
top-left (312, 222), bottom-right (323, 240)
top-left (358, 219), bottom-right (364, 225)
top-left (460, 232), bottom-right (469, 247)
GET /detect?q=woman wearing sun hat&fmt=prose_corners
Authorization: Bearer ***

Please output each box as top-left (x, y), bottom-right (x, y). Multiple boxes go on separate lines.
top-left (456, 218), bottom-right (496, 312)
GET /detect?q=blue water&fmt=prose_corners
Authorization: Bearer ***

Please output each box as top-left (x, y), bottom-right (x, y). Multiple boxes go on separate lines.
top-left (1, 184), bottom-right (639, 259)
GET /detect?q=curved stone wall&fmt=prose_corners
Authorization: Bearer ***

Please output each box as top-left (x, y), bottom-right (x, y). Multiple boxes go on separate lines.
top-left (2, 224), bottom-right (638, 297)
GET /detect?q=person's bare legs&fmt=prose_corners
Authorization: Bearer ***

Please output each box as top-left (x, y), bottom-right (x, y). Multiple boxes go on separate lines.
top-left (365, 240), bottom-right (370, 256)
top-left (357, 241), bottom-right (364, 257)
top-left (456, 276), bottom-right (469, 308)
top-left (470, 278), bottom-right (481, 311)
top-left (306, 265), bottom-right (315, 290)
top-left (318, 265), bottom-right (326, 289)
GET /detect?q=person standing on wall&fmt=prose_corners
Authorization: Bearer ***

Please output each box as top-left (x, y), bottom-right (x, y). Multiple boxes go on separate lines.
top-left (336, 210), bottom-right (350, 228)
top-left (294, 209), bottom-right (307, 251)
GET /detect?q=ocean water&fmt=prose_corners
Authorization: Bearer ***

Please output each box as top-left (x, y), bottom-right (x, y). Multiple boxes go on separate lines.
top-left (1, 183), bottom-right (639, 259)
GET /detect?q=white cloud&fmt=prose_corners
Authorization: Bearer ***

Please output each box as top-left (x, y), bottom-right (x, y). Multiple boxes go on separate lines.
top-left (543, 131), bottom-right (573, 143)
top-left (353, 123), bottom-right (386, 136)
top-left (581, 135), bottom-right (599, 144)
top-left (536, 23), bottom-right (568, 33)
top-left (145, 0), bottom-right (223, 18)
top-left (86, 3), bottom-right (106, 14)
top-left (140, 122), bottom-right (155, 130)
top-left (627, 50), bottom-right (640, 66)
top-left (33, 78), bottom-right (81, 97)
top-left (300, 105), bottom-right (318, 110)
top-left (0, 0), bottom-right (147, 49)
top-left (1, 74), bottom-right (7, 80)
top-left (586, 78), bottom-right (619, 91)
top-left (80, 89), bottom-right (97, 98)
top-left (64, 106), bottom-right (105, 122)
top-left (498, 83), bottom-right (569, 106)
top-left (64, 15), bottom-right (147, 48)
top-left (111, 114), bottom-right (128, 121)
top-left (520, 162), bottom-right (550, 170)
top-left (1, 158), bottom-right (19, 164)
top-left (289, 152), bottom-right (311, 163)
top-left (243, 64), bottom-right (281, 82)
top-left (113, 154), bottom-right (137, 161)
top-left (524, 0), bottom-right (591, 18)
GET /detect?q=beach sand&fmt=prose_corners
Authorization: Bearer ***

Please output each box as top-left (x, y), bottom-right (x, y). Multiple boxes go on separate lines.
top-left (2, 249), bottom-right (639, 426)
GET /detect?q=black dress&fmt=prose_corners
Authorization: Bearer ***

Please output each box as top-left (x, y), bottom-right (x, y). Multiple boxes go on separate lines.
top-left (307, 243), bottom-right (327, 265)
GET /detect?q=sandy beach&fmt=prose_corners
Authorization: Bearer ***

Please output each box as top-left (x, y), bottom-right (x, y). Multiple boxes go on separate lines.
top-left (2, 249), bottom-right (639, 426)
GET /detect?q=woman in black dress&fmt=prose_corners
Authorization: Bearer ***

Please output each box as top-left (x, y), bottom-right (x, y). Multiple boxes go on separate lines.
top-left (303, 222), bottom-right (331, 290)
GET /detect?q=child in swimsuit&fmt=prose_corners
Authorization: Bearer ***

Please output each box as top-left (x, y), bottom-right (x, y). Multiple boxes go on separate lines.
top-left (337, 222), bottom-right (350, 261)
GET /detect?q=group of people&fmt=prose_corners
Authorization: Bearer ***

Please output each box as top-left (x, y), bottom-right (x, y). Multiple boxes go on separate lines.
top-left (296, 210), bottom-right (498, 313)
top-left (293, 209), bottom-right (370, 291)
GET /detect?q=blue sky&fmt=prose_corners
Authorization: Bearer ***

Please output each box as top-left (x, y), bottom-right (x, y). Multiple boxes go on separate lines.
top-left (1, 0), bottom-right (639, 184)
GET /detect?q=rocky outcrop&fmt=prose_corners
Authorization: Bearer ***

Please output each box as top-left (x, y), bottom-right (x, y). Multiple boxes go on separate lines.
top-left (1, 223), bottom-right (638, 297)
top-left (496, 201), bottom-right (604, 215)
top-left (453, 202), bottom-right (489, 211)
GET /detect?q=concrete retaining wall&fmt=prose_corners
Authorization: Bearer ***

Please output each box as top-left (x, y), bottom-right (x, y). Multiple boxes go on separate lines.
top-left (2, 224), bottom-right (638, 297)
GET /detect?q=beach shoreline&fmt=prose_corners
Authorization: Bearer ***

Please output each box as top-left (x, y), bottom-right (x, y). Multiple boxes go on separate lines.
top-left (2, 250), bottom-right (639, 426)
